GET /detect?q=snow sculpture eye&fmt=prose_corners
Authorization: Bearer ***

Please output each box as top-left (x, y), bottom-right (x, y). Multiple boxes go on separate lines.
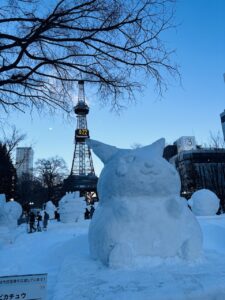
top-left (140, 162), bottom-right (158, 175)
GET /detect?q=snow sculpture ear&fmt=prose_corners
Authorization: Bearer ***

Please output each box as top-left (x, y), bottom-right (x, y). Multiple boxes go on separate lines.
top-left (87, 139), bottom-right (119, 164)
top-left (137, 138), bottom-right (165, 157)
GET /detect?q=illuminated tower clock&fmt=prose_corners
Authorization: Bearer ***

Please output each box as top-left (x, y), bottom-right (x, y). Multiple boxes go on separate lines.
top-left (63, 80), bottom-right (98, 201)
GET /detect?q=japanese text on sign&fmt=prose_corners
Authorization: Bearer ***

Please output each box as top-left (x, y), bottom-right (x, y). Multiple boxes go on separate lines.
top-left (0, 274), bottom-right (47, 300)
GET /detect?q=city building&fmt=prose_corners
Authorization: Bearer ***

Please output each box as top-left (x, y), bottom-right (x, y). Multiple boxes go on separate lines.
top-left (220, 110), bottom-right (225, 141)
top-left (163, 136), bottom-right (225, 210)
top-left (15, 147), bottom-right (34, 178)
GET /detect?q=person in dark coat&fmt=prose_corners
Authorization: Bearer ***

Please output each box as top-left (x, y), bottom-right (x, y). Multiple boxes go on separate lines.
top-left (89, 205), bottom-right (95, 219)
top-left (36, 212), bottom-right (42, 232)
top-left (84, 208), bottom-right (90, 219)
top-left (43, 211), bottom-right (49, 231)
top-left (28, 212), bottom-right (36, 233)
top-left (54, 209), bottom-right (60, 221)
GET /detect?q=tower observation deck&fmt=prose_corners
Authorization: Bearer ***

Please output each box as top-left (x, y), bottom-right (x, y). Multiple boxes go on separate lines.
top-left (63, 80), bottom-right (98, 198)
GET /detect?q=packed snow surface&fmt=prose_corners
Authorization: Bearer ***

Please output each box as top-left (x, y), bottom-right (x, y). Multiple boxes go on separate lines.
top-left (59, 192), bottom-right (86, 223)
top-left (87, 139), bottom-right (203, 267)
top-left (188, 189), bottom-right (220, 216)
top-left (1, 216), bottom-right (225, 299)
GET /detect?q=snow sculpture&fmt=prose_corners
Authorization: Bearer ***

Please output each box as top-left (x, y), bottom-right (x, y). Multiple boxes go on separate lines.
top-left (0, 197), bottom-right (22, 246)
top-left (45, 201), bottom-right (56, 219)
top-left (0, 193), bottom-right (6, 202)
top-left (0, 196), bottom-right (22, 228)
top-left (189, 189), bottom-right (220, 216)
top-left (87, 138), bottom-right (203, 268)
top-left (0, 225), bottom-right (12, 249)
top-left (59, 192), bottom-right (86, 223)
top-left (4, 200), bottom-right (22, 228)
top-left (0, 194), bottom-right (7, 226)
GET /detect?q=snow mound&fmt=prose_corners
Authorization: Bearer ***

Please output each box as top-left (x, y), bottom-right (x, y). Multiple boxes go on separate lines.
top-left (189, 189), bottom-right (220, 216)
top-left (59, 192), bottom-right (86, 223)
top-left (87, 139), bottom-right (203, 268)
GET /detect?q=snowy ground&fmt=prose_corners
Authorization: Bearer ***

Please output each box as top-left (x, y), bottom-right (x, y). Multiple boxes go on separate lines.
top-left (1, 216), bottom-right (225, 300)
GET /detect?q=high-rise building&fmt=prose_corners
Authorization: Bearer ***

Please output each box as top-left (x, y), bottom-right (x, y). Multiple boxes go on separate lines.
top-left (15, 147), bottom-right (34, 178)
top-left (164, 137), bottom-right (225, 210)
top-left (220, 110), bottom-right (225, 140)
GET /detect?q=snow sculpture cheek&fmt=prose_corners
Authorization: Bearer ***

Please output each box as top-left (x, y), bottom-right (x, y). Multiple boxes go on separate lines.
top-left (116, 159), bottom-right (128, 177)
top-left (87, 138), bottom-right (203, 268)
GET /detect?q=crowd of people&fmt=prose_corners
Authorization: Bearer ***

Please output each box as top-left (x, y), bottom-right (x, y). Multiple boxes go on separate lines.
top-left (28, 211), bottom-right (50, 233)
top-left (84, 205), bottom-right (95, 219)
top-left (26, 204), bottom-right (95, 233)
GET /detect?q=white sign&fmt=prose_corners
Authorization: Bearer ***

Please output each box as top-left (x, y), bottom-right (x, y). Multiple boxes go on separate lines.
top-left (0, 273), bottom-right (47, 300)
top-left (175, 136), bottom-right (196, 153)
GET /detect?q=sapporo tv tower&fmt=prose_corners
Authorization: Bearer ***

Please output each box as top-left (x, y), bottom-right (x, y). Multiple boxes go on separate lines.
top-left (63, 80), bottom-right (98, 201)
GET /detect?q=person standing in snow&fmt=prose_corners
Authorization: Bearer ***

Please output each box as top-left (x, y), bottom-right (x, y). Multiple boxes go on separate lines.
top-left (89, 205), bottom-right (95, 219)
top-left (36, 212), bottom-right (42, 232)
top-left (43, 211), bottom-right (49, 231)
top-left (28, 211), bottom-right (36, 233)
top-left (84, 208), bottom-right (90, 219)
top-left (54, 209), bottom-right (60, 221)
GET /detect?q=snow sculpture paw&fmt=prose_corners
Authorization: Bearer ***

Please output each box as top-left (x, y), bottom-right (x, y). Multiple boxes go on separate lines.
top-left (87, 139), bottom-right (203, 267)
top-left (109, 243), bottom-right (134, 269)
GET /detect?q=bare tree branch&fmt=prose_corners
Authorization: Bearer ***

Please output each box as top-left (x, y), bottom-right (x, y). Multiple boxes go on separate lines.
top-left (0, 125), bottom-right (26, 156)
top-left (0, 0), bottom-right (178, 113)
top-left (208, 131), bottom-right (225, 149)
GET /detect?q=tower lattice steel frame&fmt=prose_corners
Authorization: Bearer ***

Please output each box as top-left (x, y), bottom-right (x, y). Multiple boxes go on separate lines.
top-left (64, 80), bottom-right (98, 195)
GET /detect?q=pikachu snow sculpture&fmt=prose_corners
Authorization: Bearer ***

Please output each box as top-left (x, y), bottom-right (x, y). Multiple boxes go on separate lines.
top-left (88, 139), bottom-right (203, 268)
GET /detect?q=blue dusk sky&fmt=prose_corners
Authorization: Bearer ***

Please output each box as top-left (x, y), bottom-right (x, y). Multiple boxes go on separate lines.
top-left (2, 0), bottom-right (225, 175)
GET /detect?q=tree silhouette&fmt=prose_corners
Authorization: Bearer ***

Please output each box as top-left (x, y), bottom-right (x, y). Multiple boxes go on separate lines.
top-left (35, 156), bottom-right (68, 201)
top-left (0, 0), bottom-right (178, 113)
top-left (0, 143), bottom-right (17, 200)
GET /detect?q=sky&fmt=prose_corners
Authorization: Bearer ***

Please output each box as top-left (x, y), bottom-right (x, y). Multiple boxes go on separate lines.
top-left (2, 0), bottom-right (225, 176)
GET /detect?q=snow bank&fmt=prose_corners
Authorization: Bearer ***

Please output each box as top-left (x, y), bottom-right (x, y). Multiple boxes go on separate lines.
top-left (87, 139), bottom-right (203, 268)
top-left (59, 192), bottom-right (86, 223)
top-left (189, 189), bottom-right (220, 216)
